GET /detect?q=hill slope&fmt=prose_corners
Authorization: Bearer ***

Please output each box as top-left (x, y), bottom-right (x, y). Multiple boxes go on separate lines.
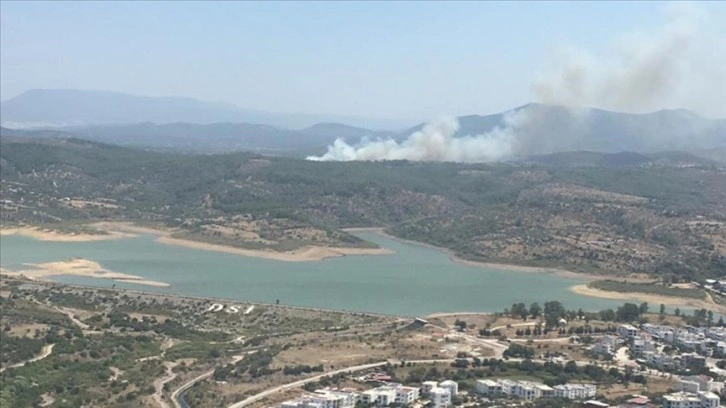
top-left (2, 138), bottom-right (724, 279)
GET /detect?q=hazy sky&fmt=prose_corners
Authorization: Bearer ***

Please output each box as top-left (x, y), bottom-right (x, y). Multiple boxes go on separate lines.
top-left (2, 1), bottom-right (725, 120)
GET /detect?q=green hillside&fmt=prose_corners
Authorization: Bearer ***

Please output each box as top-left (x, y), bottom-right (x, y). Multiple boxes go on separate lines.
top-left (2, 137), bottom-right (725, 279)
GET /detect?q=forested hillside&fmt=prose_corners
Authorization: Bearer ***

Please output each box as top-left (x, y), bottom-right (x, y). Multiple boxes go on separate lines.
top-left (1, 137), bottom-right (725, 278)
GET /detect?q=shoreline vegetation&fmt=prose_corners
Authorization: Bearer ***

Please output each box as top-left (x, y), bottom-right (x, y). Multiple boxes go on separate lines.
top-left (2, 223), bottom-right (604, 278)
top-left (2, 223), bottom-right (647, 281)
top-left (1, 223), bottom-right (394, 262)
top-left (0, 258), bottom-right (169, 287)
top-left (6, 223), bottom-right (724, 315)
top-left (0, 226), bottom-right (134, 241)
top-left (571, 283), bottom-right (726, 315)
top-left (346, 227), bottom-right (608, 281)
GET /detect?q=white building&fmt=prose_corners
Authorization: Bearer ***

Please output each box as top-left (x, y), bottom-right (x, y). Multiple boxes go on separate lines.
top-left (421, 381), bottom-right (438, 395)
top-left (393, 386), bottom-right (419, 405)
top-left (281, 401), bottom-right (316, 408)
top-left (706, 327), bottom-right (726, 342)
top-left (512, 381), bottom-right (553, 401)
top-left (320, 390), bottom-right (359, 408)
top-left (497, 379), bottom-right (516, 396)
top-left (678, 376), bottom-right (716, 393)
top-left (429, 387), bottom-right (451, 408)
top-left (677, 379), bottom-right (702, 394)
top-left (619, 324), bottom-right (639, 338)
top-left (360, 388), bottom-right (396, 407)
top-left (359, 384), bottom-right (419, 407)
top-left (553, 383), bottom-right (597, 400)
top-left (535, 383), bottom-right (555, 399)
top-left (632, 338), bottom-right (656, 356)
top-left (438, 380), bottom-right (458, 397)
top-left (475, 379), bottom-right (500, 397)
top-left (476, 379), bottom-right (584, 401)
top-left (662, 391), bottom-right (720, 408)
top-left (281, 389), bottom-right (358, 408)
top-left (594, 342), bottom-right (615, 356)
top-left (643, 351), bottom-right (678, 371)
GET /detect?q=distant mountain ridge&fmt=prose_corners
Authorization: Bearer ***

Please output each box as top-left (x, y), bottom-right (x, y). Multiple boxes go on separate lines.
top-left (1, 89), bottom-right (724, 157)
top-left (0, 89), bottom-right (410, 130)
top-left (400, 103), bottom-right (726, 156)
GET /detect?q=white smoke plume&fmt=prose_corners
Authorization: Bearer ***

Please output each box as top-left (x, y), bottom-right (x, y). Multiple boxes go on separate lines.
top-left (307, 114), bottom-right (522, 162)
top-left (532, 2), bottom-right (706, 113)
top-left (308, 3), bottom-right (721, 163)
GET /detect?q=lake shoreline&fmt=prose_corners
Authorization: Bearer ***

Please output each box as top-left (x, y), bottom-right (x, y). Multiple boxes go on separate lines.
top-left (345, 227), bottom-right (602, 280)
top-left (1, 258), bottom-right (169, 288)
top-left (0, 226), bottom-right (134, 242)
top-left (1, 223), bottom-right (393, 262)
top-left (3, 223), bottom-right (641, 282)
top-left (570, 284), bottom-right (726, 314)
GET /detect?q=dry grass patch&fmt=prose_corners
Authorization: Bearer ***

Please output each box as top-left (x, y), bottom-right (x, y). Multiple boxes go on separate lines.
top-left (6, 323), bottom-right (50, 337)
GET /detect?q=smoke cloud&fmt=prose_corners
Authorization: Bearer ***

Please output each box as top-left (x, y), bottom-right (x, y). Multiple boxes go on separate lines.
top-left (308, 3), bottom-right (722, 163)
top-left (307, 114), bottom-right (521, 162)
top-left (532, 2), bottom-right (704, 113)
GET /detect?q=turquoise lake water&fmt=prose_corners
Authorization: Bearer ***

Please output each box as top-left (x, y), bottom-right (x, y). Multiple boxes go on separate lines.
top-left (0, 231), bottom-right (648, 316)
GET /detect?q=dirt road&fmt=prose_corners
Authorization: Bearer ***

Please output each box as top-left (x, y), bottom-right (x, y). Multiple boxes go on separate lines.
top-left (0, 343), bottom-right (55, 373)
top-left (152, 361), bottom-right (179, 408)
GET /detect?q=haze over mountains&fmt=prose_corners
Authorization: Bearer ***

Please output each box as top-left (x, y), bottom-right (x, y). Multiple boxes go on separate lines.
top-left (1, 89), bottom-right (724, 160)
top-left (0, 89), bottom-right (410, 130)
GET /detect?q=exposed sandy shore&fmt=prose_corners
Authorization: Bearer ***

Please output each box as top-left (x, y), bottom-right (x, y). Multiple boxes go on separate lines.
top-left (155, 236), bottom-right (393, 262)
top-left (346, 227), bottom-right (603, 280)
top-left (0, 226), bottom-right (133, 242)
top-left (1, 258), bottom-right (169, 287)
top-left (2, 222), bottom-right (393, 262)
top-left (571, 284), bottom-right (726, 314)
top-left (94, 222), bottom-right (393, 261)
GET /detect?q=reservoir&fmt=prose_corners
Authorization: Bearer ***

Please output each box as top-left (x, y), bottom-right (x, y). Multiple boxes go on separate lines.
top-left (1, 231), bottom-right (643, 316)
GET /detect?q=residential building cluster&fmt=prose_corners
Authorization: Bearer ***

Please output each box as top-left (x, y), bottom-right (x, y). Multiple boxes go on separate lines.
top-left (475, 378), bottom-right (596, 401)
top-left (280, 376), bottom-right (602, 408)
top-left (592, 323), bottom-right (726, 376)
top-left (281, 388), bottom-right (360, 408)
top-left (279, 381), bottom-right (458, 408)
top-left (661, 391), bottom-right (720, 408)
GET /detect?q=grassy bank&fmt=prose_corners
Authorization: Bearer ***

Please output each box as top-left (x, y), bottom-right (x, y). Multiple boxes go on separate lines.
top-left (588, 280), bottom-right (707, 300)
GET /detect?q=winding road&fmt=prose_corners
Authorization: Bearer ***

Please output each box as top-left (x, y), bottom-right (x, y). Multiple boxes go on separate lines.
top-left (172, 350), bottom-right (262, 408)
top-left (226, 361), bottom-right (389, 408)
top-left (0, 343), bottom-right (55, 373)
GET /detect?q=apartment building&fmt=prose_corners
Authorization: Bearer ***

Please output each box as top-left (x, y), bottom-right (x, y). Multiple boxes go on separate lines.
top-left (429, 387), bottom-right (451, 408)
top-left (439, 380), bottom-right (458, 397)
top-left (281, 390), bottom-right (356, 408)
top-left (475, 379), bottom-right (592, 401)
top-left (553, 383), bottom-right (597, 399)
top-left (421, 381), bottom-right (439, 395)
top-left (662, 391), bottom-right (720, 408)
top-left (619, 324), bottom-right (639, 338)
top-left (359, 384), bottom-right (420, 407)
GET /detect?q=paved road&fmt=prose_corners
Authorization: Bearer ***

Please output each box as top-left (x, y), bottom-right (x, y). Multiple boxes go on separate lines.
top-left (152, 362), bottom-right (179, 408)
top-left (222, 350), bottom-right (678, 408)
top-left (226, 361), bottom-right (389, 408)
top-left (427, 323), bottom-right (509, 358)
top-left (491, 322), bottom-right (536, 332)
top-left (0, 343), bottom-right (55, 373)
top-left (172, 354), bottom-right (248, 408)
